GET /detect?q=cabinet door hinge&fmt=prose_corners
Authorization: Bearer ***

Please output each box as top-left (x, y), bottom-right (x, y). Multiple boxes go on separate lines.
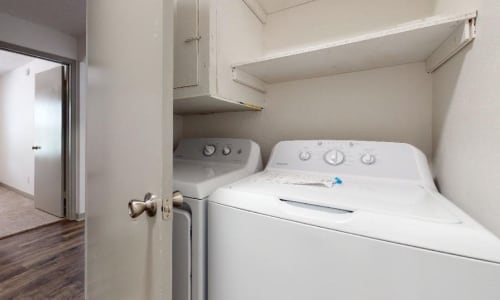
top-left (185, 36), bottom-right (202, 43)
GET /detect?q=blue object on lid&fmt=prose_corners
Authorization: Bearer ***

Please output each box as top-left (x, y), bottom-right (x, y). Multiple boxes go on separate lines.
top-left (334, 177), bottom-right (343, 185)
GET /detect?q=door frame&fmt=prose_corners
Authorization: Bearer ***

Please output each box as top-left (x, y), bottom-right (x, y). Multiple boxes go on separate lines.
top-left (0, 40), bottom-right (80, 220)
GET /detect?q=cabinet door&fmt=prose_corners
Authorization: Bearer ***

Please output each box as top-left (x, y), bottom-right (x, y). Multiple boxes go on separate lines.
top-left (174, 0), bottom-right (199, 88)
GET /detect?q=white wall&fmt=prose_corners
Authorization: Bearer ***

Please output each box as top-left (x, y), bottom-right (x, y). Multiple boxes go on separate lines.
top-left (0, 12), bottom-right (77, 60)
top-left (0, 59), bottom-right (61, 195)
top-left (432, 0), bottom-right (500, 237)
top-left (183, 63), bottom-right (432, 162)
top-left (263, 0), bottom-right (435, 54)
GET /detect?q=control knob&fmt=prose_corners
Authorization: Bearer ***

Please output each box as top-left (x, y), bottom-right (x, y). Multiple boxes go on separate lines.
top-left (361, 153), bottom-right (376, 165)
top-left (222, 146), bottom-right (232, 156)
top-left (324, 149), bottom-right (345, 166)
top-left (299, 151), bottom-right (311, 161)
top-left (203, 144), bottom-right (216, 157)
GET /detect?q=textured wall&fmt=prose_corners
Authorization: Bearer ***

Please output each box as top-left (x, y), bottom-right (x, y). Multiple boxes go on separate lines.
top-left (263, 0), bottom-right (435, 54)
top-left (432, 0), bottom-right (500, 236)
top-left (183, 63), bottom-right (432, 162)
top-left (0, 12), bottom-right (77, 59)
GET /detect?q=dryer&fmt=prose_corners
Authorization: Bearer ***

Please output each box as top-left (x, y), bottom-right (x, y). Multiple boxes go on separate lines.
top-left (172, 138), bottom-right (262, 300)
top-left (208, 140), bottom-right (500, 300)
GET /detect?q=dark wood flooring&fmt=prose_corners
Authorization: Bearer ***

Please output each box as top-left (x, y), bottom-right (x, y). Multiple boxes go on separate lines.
top-left (0, 221), bottom-right (84, 299)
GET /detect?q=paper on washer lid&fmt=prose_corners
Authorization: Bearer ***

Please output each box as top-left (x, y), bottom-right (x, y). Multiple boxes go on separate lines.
top-left (255, 170), bottom-right (336, 188)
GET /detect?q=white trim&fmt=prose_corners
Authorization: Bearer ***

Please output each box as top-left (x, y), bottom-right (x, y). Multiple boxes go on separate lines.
top-left (0, 181), bottom-right (34, 200)
top-left (232, 67), bottom-right (267, 93)
top-left (242, 0), bottom-right (267, 24)
top-left (426, 17), bottom-right (477, 73)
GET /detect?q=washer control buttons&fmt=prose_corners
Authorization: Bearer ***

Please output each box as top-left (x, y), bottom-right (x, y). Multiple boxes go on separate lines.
top-left (202, 144), bottom-right (216, 157)
top-left (361, 153), bottom-right (376, 165)
top-left (299, 151), bottom-right (312, 161)
top-left (324, 149), bottom-right (345, 166)
top-left (222, 146), bottom-right (232, 156)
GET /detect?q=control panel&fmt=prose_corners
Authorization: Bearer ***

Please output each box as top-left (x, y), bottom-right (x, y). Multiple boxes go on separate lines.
top-left (267, 140), bottom-right (432, 182)
top-left (174, 138), bottom-right (259, 164)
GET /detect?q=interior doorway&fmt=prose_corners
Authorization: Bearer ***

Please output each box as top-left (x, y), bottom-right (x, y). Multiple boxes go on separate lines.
top-left (0, 44), bottom-right (79, 236)
top-left (0, 49), bottom-right (65, 237)
top-left (0, 1), bottom-right (86, 297)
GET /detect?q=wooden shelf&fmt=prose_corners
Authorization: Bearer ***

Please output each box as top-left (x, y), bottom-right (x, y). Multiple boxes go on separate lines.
top-left (174, 95), bottom-right (263, 115)
top-left (232, 11), bottom-right (477, 84)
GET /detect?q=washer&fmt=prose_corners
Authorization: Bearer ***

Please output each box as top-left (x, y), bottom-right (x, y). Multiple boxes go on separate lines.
top-left (208, 140), bottom-right (500, 300)
top-left (172, 138), bottom-right (262, 300)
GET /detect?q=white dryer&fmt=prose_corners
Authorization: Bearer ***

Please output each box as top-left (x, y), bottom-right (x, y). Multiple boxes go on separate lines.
top-left (208, 140), bottom-right (500, 300)
top-left (173, 138), bottom-right (262, 300)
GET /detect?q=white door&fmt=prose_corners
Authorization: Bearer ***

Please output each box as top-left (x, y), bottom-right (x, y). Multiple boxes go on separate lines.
top-left (174, 0), bottom-right (199, 88)
top-left (86, 0), bottom-right (174, 299)
top-left (33, 66), bottom-right (64, 217)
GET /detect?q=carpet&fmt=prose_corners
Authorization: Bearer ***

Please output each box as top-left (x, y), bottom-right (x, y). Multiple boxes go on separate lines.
top-left (0, 186), bottom-right (61, 239)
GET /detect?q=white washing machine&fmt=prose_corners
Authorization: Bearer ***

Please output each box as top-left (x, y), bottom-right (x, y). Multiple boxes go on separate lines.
top-left (173, 138), bottom-right (262, 300)
top-left (208, 140), bottom-right (500, 300)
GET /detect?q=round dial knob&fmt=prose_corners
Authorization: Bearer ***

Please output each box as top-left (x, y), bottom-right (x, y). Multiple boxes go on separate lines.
top-left (222, 146), bottom-right (232, 156)
top-left (299, 151), bottom-right (311, 161)
top-left (361, 153), bottom-right (376, 165)
top-left (324, 149), bottom-right (345, 166)
top-left (202, 144), bottom-right (216, 157)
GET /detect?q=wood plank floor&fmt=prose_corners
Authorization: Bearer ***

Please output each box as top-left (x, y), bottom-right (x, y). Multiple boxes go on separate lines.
top-left (0, 221), bottom-right (84, 299)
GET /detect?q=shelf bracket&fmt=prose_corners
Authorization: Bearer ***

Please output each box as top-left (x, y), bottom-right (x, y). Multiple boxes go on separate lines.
top-left (232, 67), bottom-right (267, 94)
top-left (426, 16), bottom-right (477, 73)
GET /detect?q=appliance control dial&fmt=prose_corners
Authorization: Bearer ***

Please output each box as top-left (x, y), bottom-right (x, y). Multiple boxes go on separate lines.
top-left (324, 149), bottom-right (345, 166)
top-left (222, 146), bottom-right (232, 156)
top-left (299, 151), bottom-right (311, 161)
top-left (203, 144), bottom-right (216, 157)
top-left (361, 153), bottom-right (376, 165)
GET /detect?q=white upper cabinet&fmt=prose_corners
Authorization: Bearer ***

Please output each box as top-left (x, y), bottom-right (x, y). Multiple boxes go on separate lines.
top-left (174, 0), bottom-right (266, 114)
top-left (174, 0), bottom-right (200, 88)
top-left (174, 0), bottom-right (478, 114)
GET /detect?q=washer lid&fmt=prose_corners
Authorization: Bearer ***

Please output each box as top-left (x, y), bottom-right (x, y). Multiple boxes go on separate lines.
top-left (244, 170), bottom-right (460, 224)
top-left (209, 171), bottom-right (500, 263)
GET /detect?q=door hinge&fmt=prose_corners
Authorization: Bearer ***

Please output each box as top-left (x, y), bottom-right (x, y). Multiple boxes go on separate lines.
top-left (184, 36), bottom-right (202, 43)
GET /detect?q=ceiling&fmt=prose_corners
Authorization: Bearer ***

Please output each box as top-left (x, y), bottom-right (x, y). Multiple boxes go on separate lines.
top-left (256, 0), bottom-right (316, 14)
top-left (0, 0), bottom-right (86, 37)
top-left (0, 0), bottom-right (308, 36)
top-left (0, 50), bottom-right (34, 75)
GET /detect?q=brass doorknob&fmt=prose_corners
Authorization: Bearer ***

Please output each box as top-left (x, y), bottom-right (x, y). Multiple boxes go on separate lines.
top-left (128, 193), bottom-right (157, 218)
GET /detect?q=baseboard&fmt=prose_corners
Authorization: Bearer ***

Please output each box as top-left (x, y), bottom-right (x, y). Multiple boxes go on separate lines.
top-left (76, 212), bottom-right (85, 220)
top-left (0, 182), bottom-right (34, 200)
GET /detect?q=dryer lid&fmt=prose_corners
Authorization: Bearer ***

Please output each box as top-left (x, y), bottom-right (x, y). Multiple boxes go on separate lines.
top-left (173, 160), bottom-right (244, 199)
top-left (172, 138), bottom-right (263, 199)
